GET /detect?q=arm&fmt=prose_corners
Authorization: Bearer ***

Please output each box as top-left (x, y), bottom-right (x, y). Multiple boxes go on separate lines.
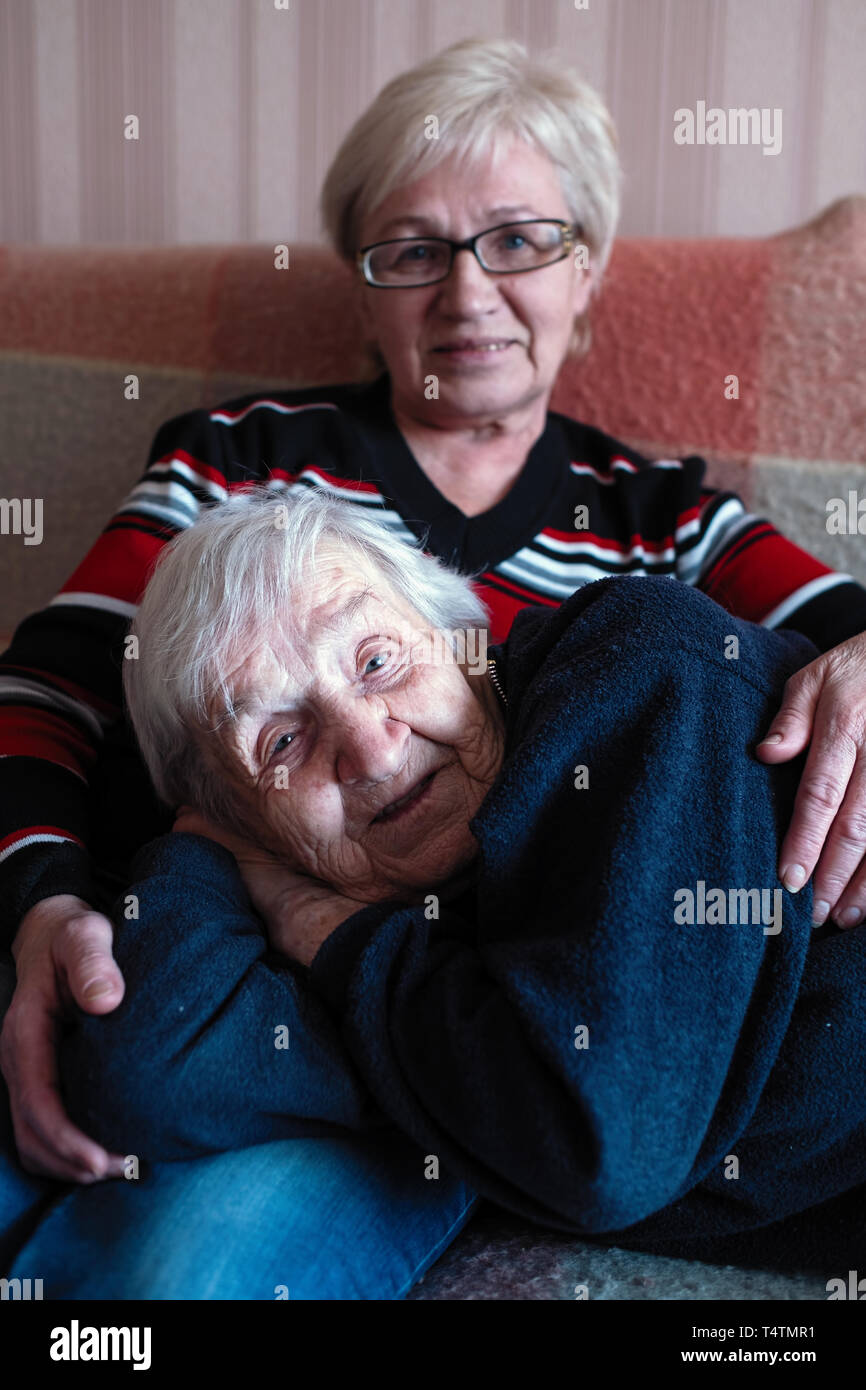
top-left (668, 462), bottom-right (866, 650)
top-left (666, 462), bottom-right (866, 926)
top-left (59, 833), bottom-right (385, 1160)
top-left (0, 405), bottom-right (233, 1180)
top-left (712, 490), bottom-right (866, 924)
top-left (1, 894), bottom-right (127, 1182)
top-left (0, 404), bottom-right (234, 942)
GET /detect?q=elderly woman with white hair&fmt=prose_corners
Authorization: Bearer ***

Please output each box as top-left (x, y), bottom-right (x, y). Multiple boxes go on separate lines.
top-left (3, 36), bottom-right (866, 1299)
top-left (59, 489), bottom-right (866, 1275)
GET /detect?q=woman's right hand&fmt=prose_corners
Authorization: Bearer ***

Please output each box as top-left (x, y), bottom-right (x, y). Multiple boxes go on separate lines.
top-left (0, 894), bottom-right (128, 1183)
top-left (171, 807), bottom-right (366, 965)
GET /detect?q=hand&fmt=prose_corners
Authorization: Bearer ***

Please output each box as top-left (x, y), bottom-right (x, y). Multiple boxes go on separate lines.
top-left (1, 894), bottom-right (128, 1182)
top-left (172, 807), bottom-right (365, 966)
top-left (756, 631), bottom-right (866, 928)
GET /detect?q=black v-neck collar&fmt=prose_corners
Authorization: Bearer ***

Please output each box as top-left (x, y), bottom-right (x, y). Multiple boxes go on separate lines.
top-left (352, 373), bottom-right (571, 574)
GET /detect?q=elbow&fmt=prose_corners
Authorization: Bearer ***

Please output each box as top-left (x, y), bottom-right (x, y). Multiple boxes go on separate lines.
top-left (60, 1006), bottom-right (208, 1162)
top-left (573, 1186), bottom-right (665, 1236)
top-left (558, 1142), bottom-right (687, 1236)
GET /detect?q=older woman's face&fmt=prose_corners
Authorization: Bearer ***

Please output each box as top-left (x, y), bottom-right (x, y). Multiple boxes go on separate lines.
top-left (207, 552), bottom-right (505, 903)
top-left (357, 139), bottom-right (592, 424)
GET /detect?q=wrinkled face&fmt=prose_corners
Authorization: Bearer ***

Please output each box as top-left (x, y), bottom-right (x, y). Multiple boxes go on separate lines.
top-left (356, 137), bottom-right (592, 424)
top-left (205, 551), bottom-right (505, 903)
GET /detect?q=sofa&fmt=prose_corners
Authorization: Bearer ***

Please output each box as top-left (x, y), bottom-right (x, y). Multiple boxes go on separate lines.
top-left (0, 197), bottom-right (864, 1298)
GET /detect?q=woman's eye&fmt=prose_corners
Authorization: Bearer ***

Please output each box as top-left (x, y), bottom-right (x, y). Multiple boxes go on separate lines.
top-left (364, 651), bottom-right (389, 674)
top-left (271, 732), bottom-right (294, 757)
top-left (397, 244), bottom-right (431, 262)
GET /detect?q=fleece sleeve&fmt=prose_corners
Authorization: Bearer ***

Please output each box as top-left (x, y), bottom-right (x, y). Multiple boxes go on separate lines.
top-left (59, 833), bottom-right (387, 1160)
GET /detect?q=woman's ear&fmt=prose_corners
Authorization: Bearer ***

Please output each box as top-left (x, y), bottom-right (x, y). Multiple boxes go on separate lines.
top-left (570, 259), bottom-right (594, 316)
top-left (566, 257), bottom-right (599, 359)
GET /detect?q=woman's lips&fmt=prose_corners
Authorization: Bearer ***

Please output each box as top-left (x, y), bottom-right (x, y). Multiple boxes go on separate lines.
top-left (372, 770), bottom-right (438, 825)
top-left (432, 340), bottom-right (515, 361)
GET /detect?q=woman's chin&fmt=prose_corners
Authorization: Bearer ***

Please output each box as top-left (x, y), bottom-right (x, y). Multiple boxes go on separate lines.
top-left (429, 353), bottom-right (521, 389)
top-left (427, 365), bottom-right (539, 419)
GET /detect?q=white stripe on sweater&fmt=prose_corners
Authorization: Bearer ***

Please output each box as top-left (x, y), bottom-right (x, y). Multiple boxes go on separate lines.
top-left (761, 572), bottom-right (853, 630)
top-left (675, 499), bottom-right (751, 585)
top-left (145, 460), bottom-right (230, 501)
top-left (0, 831), bottom-right (82, 864)
top-left (209, 400), bottom-right (341, 426)
top-left (0, 676), bottom-right (111, 737)
top-left (49, 593), bottom-right (138, 618)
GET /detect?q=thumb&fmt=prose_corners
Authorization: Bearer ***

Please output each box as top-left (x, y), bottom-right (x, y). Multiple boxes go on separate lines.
top-left (755, 669), bottom-right (820, 763)
top-left (55, 910), bottom-right (126, 1014)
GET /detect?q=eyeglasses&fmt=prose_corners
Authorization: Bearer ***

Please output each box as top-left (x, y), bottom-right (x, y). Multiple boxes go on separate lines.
top-left (356, 219), bottom-right (582, 288)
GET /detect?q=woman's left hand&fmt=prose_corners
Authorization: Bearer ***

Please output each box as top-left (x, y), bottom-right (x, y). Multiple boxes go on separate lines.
top-left (171, 807), bottom-right (365, 966)
top-left (756, 631), bottom-right (866, 928)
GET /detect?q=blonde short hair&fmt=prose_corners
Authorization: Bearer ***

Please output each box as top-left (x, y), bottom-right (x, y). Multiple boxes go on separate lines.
top-left (320, 36), bottom-right (622, 355)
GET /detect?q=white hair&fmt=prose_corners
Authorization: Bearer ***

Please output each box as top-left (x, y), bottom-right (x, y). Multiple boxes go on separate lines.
top-left (320, 36), bottom-right (623, 353)
top-left (123, 487), bottom-right (490, 834)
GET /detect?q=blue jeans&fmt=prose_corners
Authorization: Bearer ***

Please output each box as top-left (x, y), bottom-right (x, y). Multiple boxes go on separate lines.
top-left (0, 959), bottom-right (478, 1298)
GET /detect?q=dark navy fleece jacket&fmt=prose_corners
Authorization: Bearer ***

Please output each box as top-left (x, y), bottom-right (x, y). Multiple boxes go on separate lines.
top-left (60, 575), bottom-right (866, 1264)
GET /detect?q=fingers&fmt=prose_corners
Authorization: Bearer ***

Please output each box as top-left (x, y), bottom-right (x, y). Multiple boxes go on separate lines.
top-left (756, 645), bottom-right (866, 926)
top-left (54, 911), bottom-right (125, 1014)
top-left (1, 995), bottom-right (126, 1183)
top-left (810, 757), bottom-right (866, 927)
top-left (776, 717), bottom-right (858, 897)
top-left (2, 897), bottom-right (128, 1182)
top-left (755, 666), bottom-right (820, 764)
top-left (13, 1086), bottom-right (126, 1183)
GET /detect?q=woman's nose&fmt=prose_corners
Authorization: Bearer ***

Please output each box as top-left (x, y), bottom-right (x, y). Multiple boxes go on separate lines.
top-left (333, 703), bottom-right (410, 786)
top-left (436, 247), bottom-right (502, 315)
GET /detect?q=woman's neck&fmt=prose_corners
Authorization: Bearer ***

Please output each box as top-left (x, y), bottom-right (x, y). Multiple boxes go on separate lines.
top-left (391, 393), bottom-right (549, 518)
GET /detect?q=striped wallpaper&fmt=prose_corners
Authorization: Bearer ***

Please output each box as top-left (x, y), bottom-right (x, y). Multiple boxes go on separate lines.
top-left (1, 0), bottom-right (864, 247)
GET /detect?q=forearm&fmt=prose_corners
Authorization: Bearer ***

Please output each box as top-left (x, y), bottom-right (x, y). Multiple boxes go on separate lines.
top-left (0, 402), bottom-right (241, 944)
top-left (0, 756), bottom-right (95, 947)
top-left (2, 841), bottom-right (97, 950)
top-left (0, 594), bottom-right (124, 943)
top-left (768, 575), bottom-right (866, 652)
top-left (0, 719), bottom-right (170, 948)
top-left (308, 903), bottom-right (619, 1233)
top-left (59, 833), bottom-right (384, 1160)
top-left (696, 514), bottom-right (866, 651)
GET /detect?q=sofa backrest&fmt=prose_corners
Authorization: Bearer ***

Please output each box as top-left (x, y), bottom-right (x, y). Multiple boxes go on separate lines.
top-left (0, 195), bottom-right (864, 638)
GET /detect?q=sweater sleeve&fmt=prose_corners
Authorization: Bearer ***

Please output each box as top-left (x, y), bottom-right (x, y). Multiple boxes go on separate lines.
top-left (59, 833), bottom-right (385, 1159)
top-left (0, 406), bottom-right (234, 946)
top-left (670, 459), bottom-right (866, 650)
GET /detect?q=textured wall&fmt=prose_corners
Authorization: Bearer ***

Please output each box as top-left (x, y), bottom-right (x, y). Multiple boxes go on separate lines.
top-left (1, 0), bottom-right (864, 247)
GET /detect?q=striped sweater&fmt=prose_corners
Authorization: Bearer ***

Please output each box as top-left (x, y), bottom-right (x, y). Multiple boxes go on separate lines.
top-left (2, 371), bottom-right (864, 942)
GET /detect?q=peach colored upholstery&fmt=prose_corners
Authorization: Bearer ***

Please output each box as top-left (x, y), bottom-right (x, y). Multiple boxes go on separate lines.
top-left (1, 196), bottom-right (864, 643)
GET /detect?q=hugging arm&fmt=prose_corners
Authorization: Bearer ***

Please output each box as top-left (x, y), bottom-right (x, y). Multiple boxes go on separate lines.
top-left (59, 833), bottom-right (385, 1161)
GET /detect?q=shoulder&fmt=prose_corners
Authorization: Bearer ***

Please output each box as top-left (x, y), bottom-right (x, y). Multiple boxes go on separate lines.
top-left (502, 575), bottom-right (817, 710)
top-left (152, 375), bottom-right (387, 449)
top-left (146, 376), bottom-right (392, 486)
top-left (548, 407), bottom-right (706, 486)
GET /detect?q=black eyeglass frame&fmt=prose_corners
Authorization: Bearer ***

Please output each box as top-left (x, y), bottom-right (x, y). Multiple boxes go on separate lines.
top-left (355, 218), bottom-right (584, 288)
